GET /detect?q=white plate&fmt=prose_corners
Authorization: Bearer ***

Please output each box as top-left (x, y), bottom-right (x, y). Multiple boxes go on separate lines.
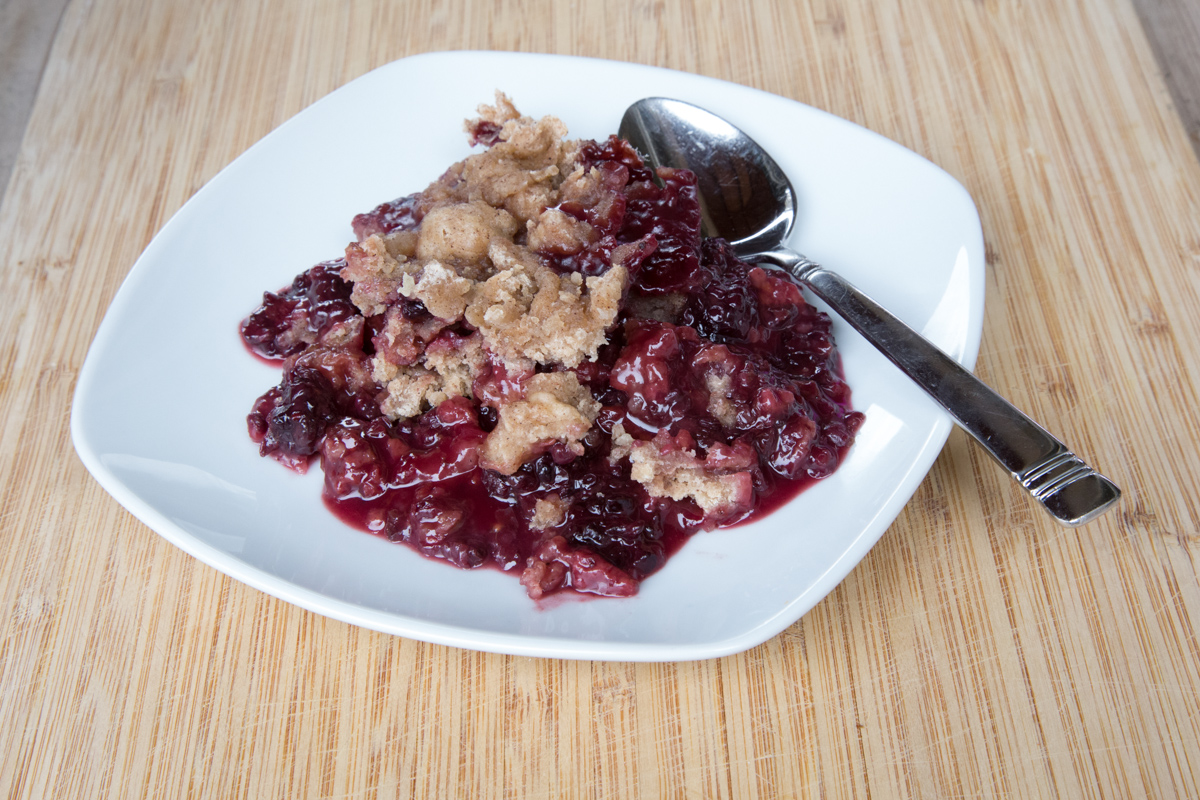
top-left (71, 52), bottom-right (984, 661)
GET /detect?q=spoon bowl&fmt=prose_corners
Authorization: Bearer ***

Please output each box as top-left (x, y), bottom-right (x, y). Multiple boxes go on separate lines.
top-left (619, 97), bottom-right (1120, 526)
top-left (618, 98), bottom-right (796, 254)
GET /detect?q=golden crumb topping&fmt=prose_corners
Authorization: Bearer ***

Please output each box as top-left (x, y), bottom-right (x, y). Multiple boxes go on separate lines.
top-left (480, 372), bottom-right (600, 475)
top-left (340, 93), bottom-right (754, 489)
top-left (531, 494), bottom-right (569, 531)
top-left (623, 433), bottom-right (754, 517)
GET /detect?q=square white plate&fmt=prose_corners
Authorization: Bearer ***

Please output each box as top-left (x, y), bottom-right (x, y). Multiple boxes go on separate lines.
top-left (71, 52), bottom-right (984, 661)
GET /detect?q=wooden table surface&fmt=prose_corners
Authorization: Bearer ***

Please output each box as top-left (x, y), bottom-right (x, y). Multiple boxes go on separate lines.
top-left (4, 0), bottom-right (1200, 797)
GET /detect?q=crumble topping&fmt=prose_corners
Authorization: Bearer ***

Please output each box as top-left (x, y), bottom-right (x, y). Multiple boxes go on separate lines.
top-left (343, 234), bottom-right (414, 317)
top-left (609, 424), bottom-right (752, 516)
top-left (416, 201), bottom-right (519, 265)
top-left (480, 372), bottom-right (600, 475)
top-left (705, 373), bottom-right (737, 428)
top-left (469, 92), bottom-right (521, 129)
top-left (375, 333), bottom-right (485, 420)
top-left (527, 207), bottom-right (594, 255)
top-left (609, 422), bottom-right (635, 464)
top-left (626, 432), bottom-right (755, 517)
top-left (376, 365), bottom-right (442, 420)
top-left (405, 260), bottom-right (476, 321)
top-left (345, 93), bottom-right (627, 418)
top-left (465, 256), bottom-right (626, 369)
top-left (461, 99), bottom-right (577, 223)
top-left (530, 494), bottom-right (569, 531)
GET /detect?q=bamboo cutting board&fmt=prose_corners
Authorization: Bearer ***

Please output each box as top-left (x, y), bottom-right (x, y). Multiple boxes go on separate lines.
top-left (2, 0), bottom-right (1200, 797)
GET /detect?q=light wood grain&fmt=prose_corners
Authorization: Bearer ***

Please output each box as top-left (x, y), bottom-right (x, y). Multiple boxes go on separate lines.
top-left (3, 0), bottom-right (1200, 797)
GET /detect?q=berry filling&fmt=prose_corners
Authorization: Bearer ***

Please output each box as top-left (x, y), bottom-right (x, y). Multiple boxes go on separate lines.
top-left (242, 95), bottom-right (863, 600)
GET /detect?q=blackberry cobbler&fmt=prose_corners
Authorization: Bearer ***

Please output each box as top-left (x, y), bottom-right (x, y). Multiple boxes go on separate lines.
top-left (241, 93), bottom-right (864, 599)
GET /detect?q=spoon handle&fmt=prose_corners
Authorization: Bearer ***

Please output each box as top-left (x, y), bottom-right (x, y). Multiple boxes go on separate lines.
top-left (768, 253), bottom-right (1121, 526)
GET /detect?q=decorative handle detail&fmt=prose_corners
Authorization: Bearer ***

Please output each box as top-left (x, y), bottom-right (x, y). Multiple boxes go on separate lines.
top-left (1022, 450), bottom-right (1094, 500)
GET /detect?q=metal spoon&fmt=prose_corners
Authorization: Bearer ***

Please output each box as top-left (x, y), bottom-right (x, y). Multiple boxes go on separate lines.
top-left (619, 97), bottom-right (1120, 526)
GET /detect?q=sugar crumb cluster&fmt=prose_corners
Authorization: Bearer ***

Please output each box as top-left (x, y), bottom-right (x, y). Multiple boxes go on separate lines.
top-left (342, 93), bottom-right (739, 513)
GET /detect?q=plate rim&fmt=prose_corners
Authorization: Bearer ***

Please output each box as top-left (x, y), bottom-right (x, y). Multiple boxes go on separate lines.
top-left (70, 50), bottom-right (983, 661)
